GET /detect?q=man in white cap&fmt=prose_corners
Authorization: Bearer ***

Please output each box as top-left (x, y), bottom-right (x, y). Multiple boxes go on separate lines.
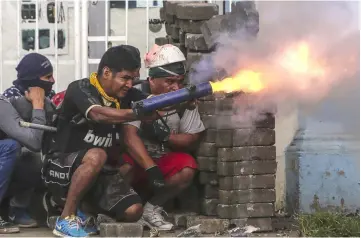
top-left (122, 44), bottom-right (205, 231)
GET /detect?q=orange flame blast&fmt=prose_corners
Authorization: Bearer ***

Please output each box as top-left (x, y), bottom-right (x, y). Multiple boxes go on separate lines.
top-left (210, 70), bottom-right (265, 94)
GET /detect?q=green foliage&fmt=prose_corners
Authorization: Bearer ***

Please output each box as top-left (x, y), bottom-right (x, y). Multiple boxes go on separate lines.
top-left (297, 212), bottom-right (360, 237)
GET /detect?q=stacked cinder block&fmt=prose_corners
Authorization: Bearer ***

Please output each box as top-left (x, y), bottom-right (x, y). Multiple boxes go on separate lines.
top-left (197, 94), bottom-right (219, 216)
top-left (169, 2), bottom-right (221, 217)
top-left (157, 0), bottom-right (276, 234)
top-left (215, 98), bottom-right (277, 232)
top-left (157, 1), bottom-right (218, 66)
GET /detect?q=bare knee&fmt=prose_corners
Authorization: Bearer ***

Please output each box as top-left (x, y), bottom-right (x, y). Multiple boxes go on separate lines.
top-left (175, 168), bottom-right (196, 190)
top-left (123, 203), bottom-right (143, 222)
top-left (82, 148), bottom-right (107, 172)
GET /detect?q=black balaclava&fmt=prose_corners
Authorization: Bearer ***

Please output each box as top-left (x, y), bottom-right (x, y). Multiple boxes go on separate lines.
top-left (13, 53), bottom-right (54, 96)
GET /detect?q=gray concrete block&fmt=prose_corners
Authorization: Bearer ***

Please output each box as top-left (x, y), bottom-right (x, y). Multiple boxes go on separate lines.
top-left (215, 98), bottom-right (234, 115)
top-left (198, 101), bottom-right (216, 115)
top-left (179, 29), bottom-right (186, 44)
top-left (165, 13), bottom-right (175, 24)
top-left (201, 198), bottom-right (219, 216)
top-left (202, 129), bottom-right (217, 143)
top-left (200, 15), bottom-right (226, 49)
top-left (231, 1), bottom-right (256, 13)
top-left (200, 114), bottom-right (216, 129)
top-left (219, 174), bottom-right (276, 190)
top-left (203, 184), bottom-right (219, 199)
top-left (230, 217), bottom-right (272, 232)
top-left (99, 223), bottom-right (143, 237)
top-left (159, 7), bottom-right (165, 21)
top-left (186, 52), bottom-right (209, 71)
top-left (197, 156), bottom-right (217, 172)
top-left (199, 171), bottom-right (218, 185)
top-left (215, 129), bottom-right (233, 147)
top-left (185, 33), bottom-right (208, 51)
top-left (218, 146), bottom-right (276, 162)
top-left (216, 114), bottom-right (275, 129)
top-left (186, 216), bottom-right (229, 234)
top-left (217, 203), bottom-right (275, 219)
top-left (233, 128), bottom-right (275, 146)
top-left (176, 3), bottom-right (219, 20)
top-left (170, 24), bottom-right (180, 40)
top-left (217, 160), bottom-right (277, 176)
top-left (155, 37), bottom-right (169, 46)
top-left (174, 212), bottom-right (197, 228)
top-left (165, 23), bottom-right (172, 35)
top-left (196, 142), bottom-right (217, 157)
top-left (164, 1), bottom-right (179, 15)
top-left (219, 189), bottom-right (276, 204)
top-left (179, 19), bottom-right (205, 34)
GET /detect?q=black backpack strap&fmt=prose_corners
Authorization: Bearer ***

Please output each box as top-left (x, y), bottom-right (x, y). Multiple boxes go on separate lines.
top-left (177, 107), bottom-right (186, 119)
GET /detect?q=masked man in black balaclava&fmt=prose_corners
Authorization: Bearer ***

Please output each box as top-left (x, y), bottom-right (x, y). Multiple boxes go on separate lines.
top-left (0, 53), bottom-right (57, 232)
top-left (3, 53), bottom-right (56, 99)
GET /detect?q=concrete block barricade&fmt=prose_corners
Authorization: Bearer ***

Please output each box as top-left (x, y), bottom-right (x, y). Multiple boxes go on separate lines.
top-left (175, 3), bottom-right (219, 20)
top-left (185, 33), bottom-right (209, 52)
top-left (156, 1), bottom-right (273, 233)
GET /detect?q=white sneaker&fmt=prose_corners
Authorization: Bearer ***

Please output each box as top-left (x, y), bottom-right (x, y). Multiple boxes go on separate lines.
top-left (140, 204), bottom-right (174, 231)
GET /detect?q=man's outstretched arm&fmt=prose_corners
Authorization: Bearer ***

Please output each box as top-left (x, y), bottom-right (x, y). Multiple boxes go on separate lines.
top-left (67, 80), bottom-right (154, 124)
top-left (123, 124), bottom-right (156, 169)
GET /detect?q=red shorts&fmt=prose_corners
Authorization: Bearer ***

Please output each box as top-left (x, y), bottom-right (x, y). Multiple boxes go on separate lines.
top-left (122, 152), bottom-right (198, 184)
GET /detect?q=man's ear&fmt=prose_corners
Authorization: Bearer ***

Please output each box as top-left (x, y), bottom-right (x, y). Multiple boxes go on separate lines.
top-left (103, 67), bottom-right (111, 78)
top-left (148, 77), bottom-right (155, 85)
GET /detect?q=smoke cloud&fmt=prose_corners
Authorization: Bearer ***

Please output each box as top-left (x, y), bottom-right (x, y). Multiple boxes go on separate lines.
top-left (190, 1), bottom-right (360, 136)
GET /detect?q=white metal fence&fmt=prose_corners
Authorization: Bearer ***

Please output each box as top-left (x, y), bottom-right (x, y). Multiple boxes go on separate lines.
top-left (0, 0), bottom-right (232, 93)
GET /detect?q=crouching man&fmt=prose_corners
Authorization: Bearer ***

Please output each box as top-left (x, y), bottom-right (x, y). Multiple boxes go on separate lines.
top-left (42, 45), bottom-right (156, 237)
top-left (122, 44), bottom-right (205, 231)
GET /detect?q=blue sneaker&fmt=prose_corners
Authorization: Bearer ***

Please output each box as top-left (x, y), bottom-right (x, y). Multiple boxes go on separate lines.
top-left (53, 216), bottom-right (88, 237)
top-left (8, 206), bottom-right (38, 228)
top-left (77, 209), bottom-right (98, 235)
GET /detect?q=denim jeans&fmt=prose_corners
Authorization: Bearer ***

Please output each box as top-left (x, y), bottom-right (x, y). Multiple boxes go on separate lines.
top-left (8, 148), bottom-right (43, 208)
top-left (0, 139), bottom-right (20, 204)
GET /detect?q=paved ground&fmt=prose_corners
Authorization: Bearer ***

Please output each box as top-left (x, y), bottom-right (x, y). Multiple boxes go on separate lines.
top-left (0, 227), bottom-right (300, 237)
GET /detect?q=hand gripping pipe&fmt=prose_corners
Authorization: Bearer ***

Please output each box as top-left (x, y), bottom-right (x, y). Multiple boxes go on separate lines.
top-left (131, 82), bottom-right (213, 116)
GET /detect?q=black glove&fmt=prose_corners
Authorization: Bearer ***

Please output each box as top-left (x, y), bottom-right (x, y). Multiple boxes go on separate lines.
top-left (146, 165), bottom-right (166, 192)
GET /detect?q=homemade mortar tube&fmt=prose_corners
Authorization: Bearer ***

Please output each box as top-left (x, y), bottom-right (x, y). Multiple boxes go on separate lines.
top-left (19, 121), bottom-right (58, 132)
top-left (131, 82), bottom-right (213, 116)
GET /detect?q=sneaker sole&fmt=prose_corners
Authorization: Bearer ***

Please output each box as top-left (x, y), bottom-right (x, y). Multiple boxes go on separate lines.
top-left (53, 229), bottom-right (89, 237)
top-left (141, 219), bottom-right (174, 231)
top-left (0, 227), bottom-right (20, 234)
top-left (17, 223), bottom-right (38, 228)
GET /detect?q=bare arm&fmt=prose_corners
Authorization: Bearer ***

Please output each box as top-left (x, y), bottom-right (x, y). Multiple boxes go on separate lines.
top-left (123, 124), bottom-right (156, 169)
top-left (87, 106), bottom-right (137, 124)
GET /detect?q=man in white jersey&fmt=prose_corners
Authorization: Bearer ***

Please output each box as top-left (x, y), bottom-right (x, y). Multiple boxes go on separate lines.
top-left (121, 44), bottom-right (205, 231)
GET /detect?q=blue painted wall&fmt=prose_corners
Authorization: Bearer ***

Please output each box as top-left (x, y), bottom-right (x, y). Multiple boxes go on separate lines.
top-left (286, 76), bottom-right (360, 214)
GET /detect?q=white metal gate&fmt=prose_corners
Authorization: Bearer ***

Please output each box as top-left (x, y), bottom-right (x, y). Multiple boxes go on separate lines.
top-left (0, 0), bottom-right (233, 93)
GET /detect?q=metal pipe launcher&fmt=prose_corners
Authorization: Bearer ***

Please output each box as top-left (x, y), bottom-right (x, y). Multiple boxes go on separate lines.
top-left (131, 82), bottom-right (213, 116)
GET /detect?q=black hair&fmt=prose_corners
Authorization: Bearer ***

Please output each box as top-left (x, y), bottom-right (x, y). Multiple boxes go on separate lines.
top-left (97, 45), bottom-right (141, 76)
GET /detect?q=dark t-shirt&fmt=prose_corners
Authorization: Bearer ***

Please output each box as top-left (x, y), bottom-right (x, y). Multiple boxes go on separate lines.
top-left (50, 78), bottom-right (146, 154)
